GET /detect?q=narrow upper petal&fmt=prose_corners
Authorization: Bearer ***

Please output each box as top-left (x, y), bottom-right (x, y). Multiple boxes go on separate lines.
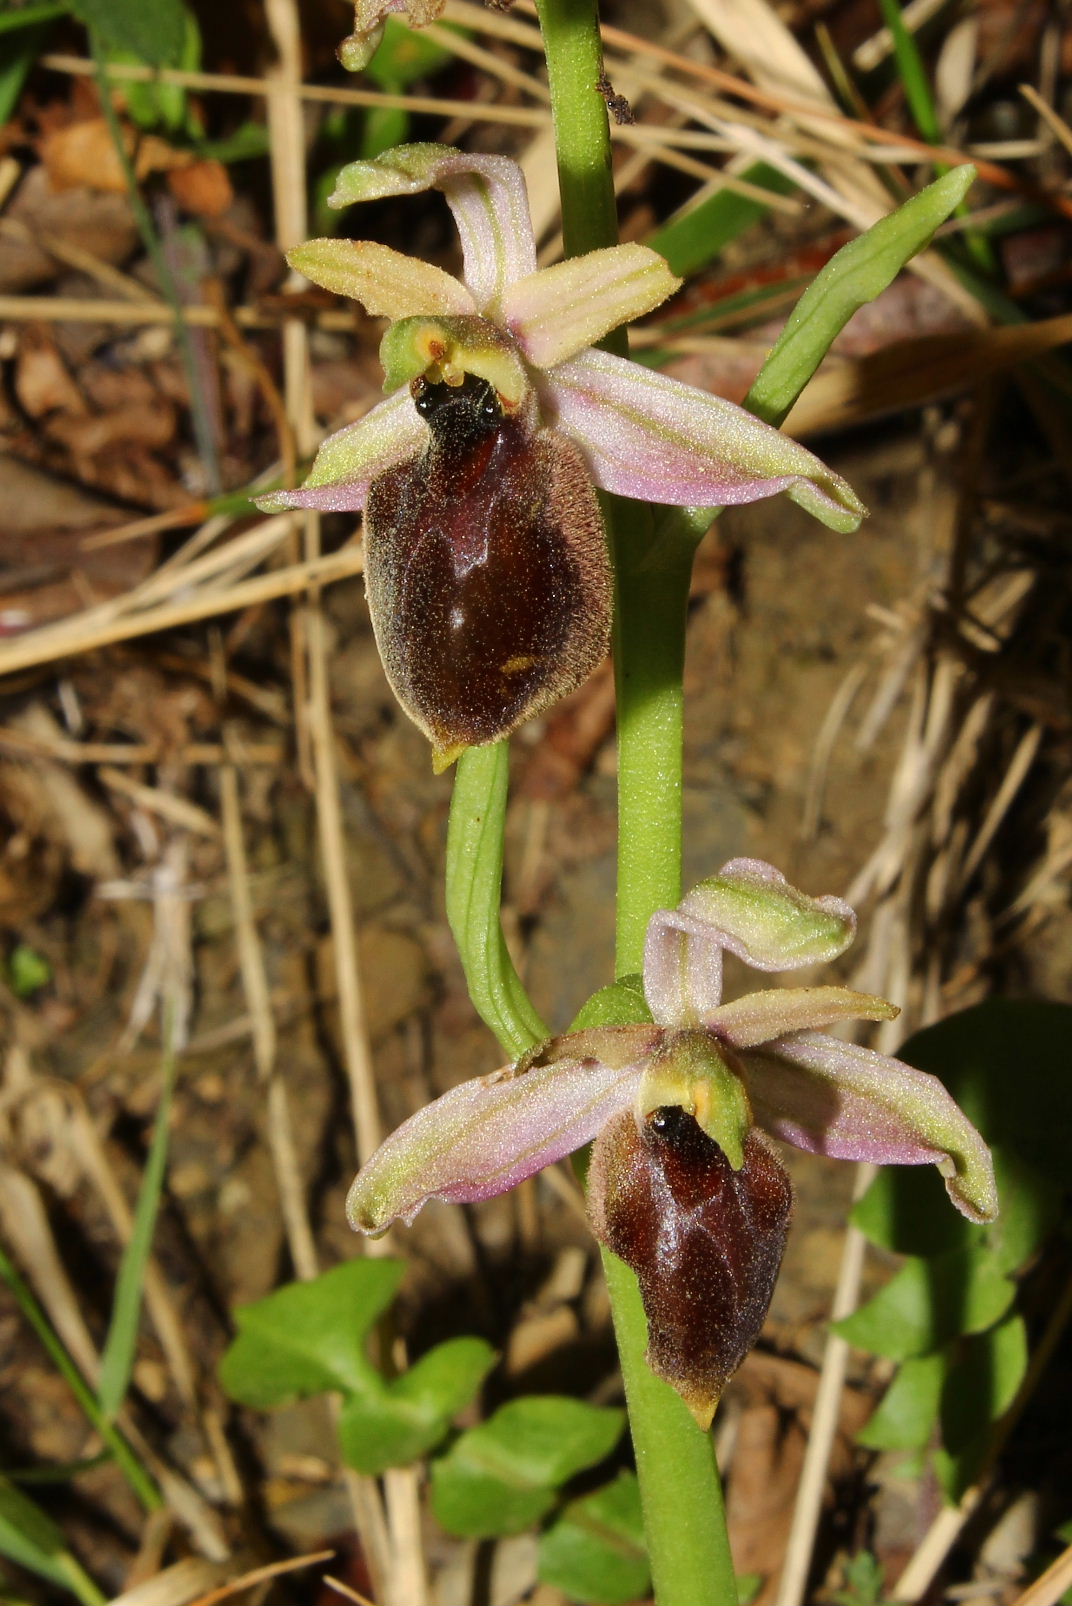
top-left (740, 1031), bottom-right (998, 1223)
top-left (329, 143), bottom-right (537, 312)
top-left (288, 239), bottom-right (476, 320)
top-left (679, 859), bottom-right (857, 972)
top-left (643, 864), bottom-right (858, 1027)
top-left (544, 349), bottom-right (866, 533)
top-left (643, 910), bottom-right (725, 1028)
top-left (255, 388), bottom-right (423, 515)
top-left (346, 1027), bottom-right (658, 1233)
top-left (502, 245), bottom-right (680, 369)
top-left (708, 986), bottom-right (898, 1048)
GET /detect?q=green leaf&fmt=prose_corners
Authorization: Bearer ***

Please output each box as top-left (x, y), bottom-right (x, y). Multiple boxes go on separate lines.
top-left (336, 1386), bottom-right (447, 1475)
top-left (856, 1351), bottom-right (946, 1451)
top-left (68, 0), bottom-right (190, 64)
top-left (834, 1246), bottom-right (1014, 1359)
top-left (0, 1247), bottom-right (160, 1512)
top-left (338, 1335), bottom-right (497, 1474)
top-left (432, 1397), bottom-right (626, 1538)
top-left (0, 3), bottom-right (64, 34)
top-left (6, 943), bottom-right (51, 999)
top-left (877, 0), bottom-right (941, 145)
top-left (940, 1312), bottom-right (1028, 1455)
top-left (219, 1259), bottom-right (404, 1406)
top-left (538, 1472), bottom-right (651, 1605)
top-left (98, 1046), bottom-right (178, 1420)
top-left (0, 1479), bottom-right (104, 1605)
top-left (109, 7), bottom-right (200, 132)
top-left (395, 1335), bottom-right (496, 1417)
top-left (359, 105), bottom-right (411, 164)
top-left (0, 20), bottom-right (41, 124)
top-left (196, 121), bottom-right (271, 165)
top-left (832, 1550), bottom-right (890, 1606)
top-left (744, 166), bottom-right (976, 427)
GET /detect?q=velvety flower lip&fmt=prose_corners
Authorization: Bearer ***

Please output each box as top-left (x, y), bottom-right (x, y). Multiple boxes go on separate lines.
top-left (346, 858), bottom-right (999, 1236)
top-left (256, 143), bottom-right (865, 535)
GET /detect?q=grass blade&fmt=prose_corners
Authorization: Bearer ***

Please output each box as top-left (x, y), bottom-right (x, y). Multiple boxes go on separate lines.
top-left (97, 1044), bottom-right (178, 1420)
top-left (0, 1480), bottom-right (106, 1605)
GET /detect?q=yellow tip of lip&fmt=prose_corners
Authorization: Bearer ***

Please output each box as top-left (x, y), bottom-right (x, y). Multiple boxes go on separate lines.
top-left (679, 1384), bottom-right (721, 1432)
top-left (431, 741), bottom-right (467, 775)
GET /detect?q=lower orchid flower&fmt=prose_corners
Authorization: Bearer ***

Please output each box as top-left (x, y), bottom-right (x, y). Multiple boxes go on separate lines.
top-left (258, 144), bottom-right (866, 771)
top-left (347, 859), bottom-right (997, 1426)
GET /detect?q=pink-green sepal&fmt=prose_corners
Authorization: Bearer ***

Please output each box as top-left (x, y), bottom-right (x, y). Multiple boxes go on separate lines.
top-left (545, 350), bottom-right (866, 531)
top-left (346, 1026), bottom-right (659, 1233)
top-left (254, 389), bottom-right (423, 515)
top-left (740, 1031), bottom-right (999, 1223)
top-left (679, 859), bottom-right (857, 970)
top-left (642, 859), bottom-right (857, 1027)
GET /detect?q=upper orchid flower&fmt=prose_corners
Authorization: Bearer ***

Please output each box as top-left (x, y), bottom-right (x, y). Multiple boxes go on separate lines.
top-left (259, 145), bottom-right (865, 770)
top-left (347, 859), bottom-right (997, 1425)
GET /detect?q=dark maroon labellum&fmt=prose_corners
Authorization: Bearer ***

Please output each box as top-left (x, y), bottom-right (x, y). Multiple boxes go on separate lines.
top-left (364, 374), bottom-right (611, 769)
top-left (588, 1107), bottom-right (792, 1427)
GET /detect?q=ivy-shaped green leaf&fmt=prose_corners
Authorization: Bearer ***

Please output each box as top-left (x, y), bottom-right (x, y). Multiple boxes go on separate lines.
top-left (337, 1337), bottom-right (496, 1475)
top-left (856, 1351), bottom-right (946, 1453)
top-left (219, 1259), bottom-right (404, 1406)
top-left (538, 1471), bottom-right (651, 1606)
top-left (432, 1397), bottom-right (626, 1538)
top-left (941, 1311), bottom-right (1028, 1454)
top-left (834, 1247), bottom-right (1014, 1360)
top-left (220, 1263), bottom-right (495, 1473)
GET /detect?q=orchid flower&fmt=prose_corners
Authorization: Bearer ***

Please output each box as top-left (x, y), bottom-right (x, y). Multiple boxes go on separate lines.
top-left (259, 145), bottom-right (866, 770)
top-left (347, 859), bottom-right (997, 1425)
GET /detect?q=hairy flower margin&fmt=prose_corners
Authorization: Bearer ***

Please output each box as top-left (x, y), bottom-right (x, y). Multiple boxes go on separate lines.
top-left (348, 859), bottom-right (997, 1423)
top-left (258, 144), bottom-right (866, 768)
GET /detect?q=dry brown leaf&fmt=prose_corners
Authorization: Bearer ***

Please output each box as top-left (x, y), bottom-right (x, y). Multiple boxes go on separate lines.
top-left (166, 159), bottom-right (235, 219)
top-left (40, 118), bottom-right (192, 193)
top-left (786, 309), bottom-right (1072, 434)
top-left (0, 166), bottom-right (138, 292)
top-left (0, 457), bottom-right (158, 630)
top-left (15, 324), bottom-right (89, 419)
top-left (46, 397), bottom-right (177, 456)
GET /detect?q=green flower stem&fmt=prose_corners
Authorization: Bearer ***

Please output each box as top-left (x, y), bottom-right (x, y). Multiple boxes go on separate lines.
top-left (608, 494), bottom-right (696, 975)
top-left (603, 1249), bottom-right (736, 1595)
top-left (534, 0), bottom-right (619, 262)
top-left (535, 0), bottom-right (736, 1600)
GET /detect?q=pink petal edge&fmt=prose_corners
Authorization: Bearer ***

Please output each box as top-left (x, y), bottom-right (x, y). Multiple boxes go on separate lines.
top-left (346, 1046), bottom-right (652, 1233)
top-left (740, 1031), bottom-right (998, 1223)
